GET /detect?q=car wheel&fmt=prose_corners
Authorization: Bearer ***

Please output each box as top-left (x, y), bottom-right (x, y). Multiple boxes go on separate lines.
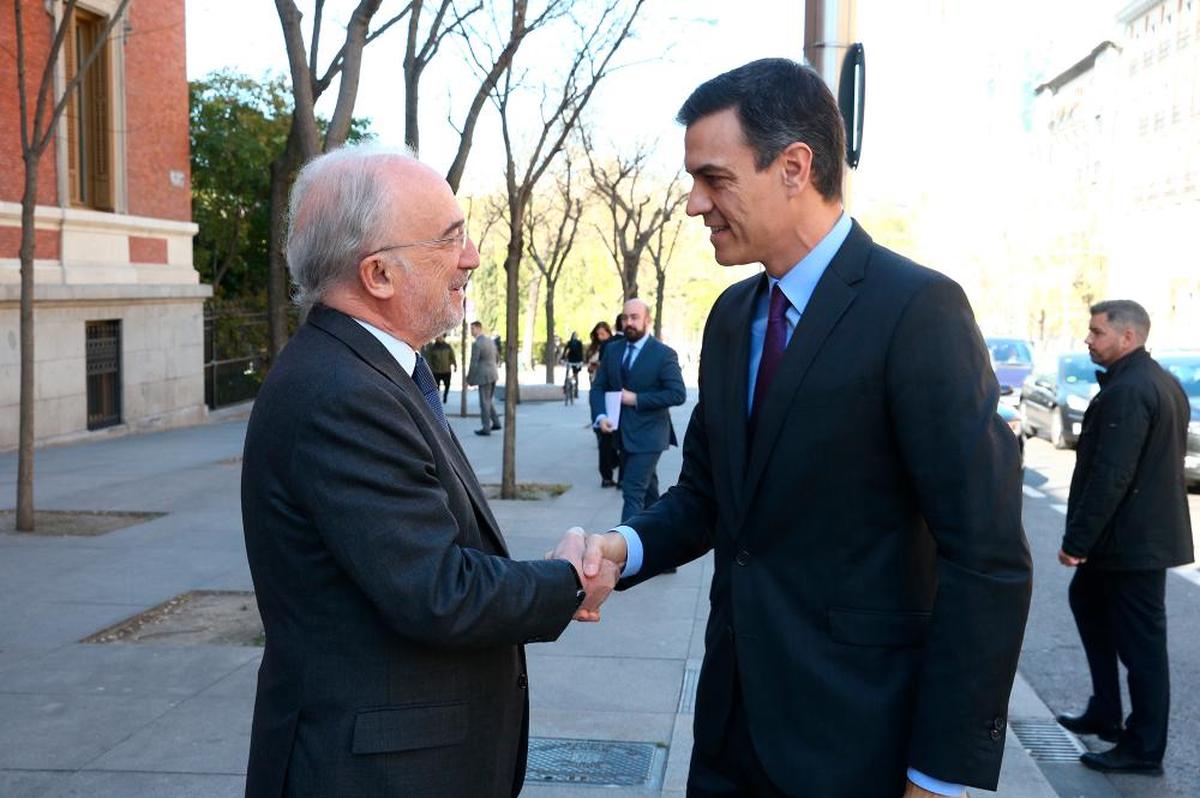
top-left (1018, 401), bottom-right (1035, 438)
top-left (1050, 409), bottom-right (1068, 450)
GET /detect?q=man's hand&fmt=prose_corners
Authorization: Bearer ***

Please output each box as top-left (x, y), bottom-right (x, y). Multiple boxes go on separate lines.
top-left (1058, 548), bottom-right (1086, 567)
top-left (547, 528), bottom-right (621, 622)
top-left (621, 389), bottom-right (637, 407)
top-left (902, 780), bottom-right (964, 798)
top-left (582, 531), bottom-right (628, 579)
top-left (598, 418), bottom-right (615, 434)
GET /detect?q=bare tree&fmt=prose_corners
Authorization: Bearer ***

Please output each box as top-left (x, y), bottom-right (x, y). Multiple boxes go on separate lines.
top-left (644, 174), bottom-right (687, 338)
top-left (402, 0), bottom-right (481, 154)
top-left (588, 141), bottom-right (682, 302)
top-left (524, 154), bottom-right (583, 383)
top-left (266, 0), bottom-right (409, 356)
top-left (491, 0), bottom-right (647, 498)
top-left (11, 0), bottom-right (132, 531)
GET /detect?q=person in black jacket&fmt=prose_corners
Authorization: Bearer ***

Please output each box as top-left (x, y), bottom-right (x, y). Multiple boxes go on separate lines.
top-left (1056, 299), bottom-right (1194, 775)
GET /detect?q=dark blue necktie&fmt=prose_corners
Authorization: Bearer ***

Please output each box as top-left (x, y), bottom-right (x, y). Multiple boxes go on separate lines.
top-left (751, 283), bottom-right (790, 429)
top-left (620, 343), bottom-right (636, 388)
top-left (412, 354), bottom-right (450, 431)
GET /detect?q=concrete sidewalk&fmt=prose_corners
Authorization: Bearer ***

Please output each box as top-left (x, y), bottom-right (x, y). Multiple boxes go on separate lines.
top-left (0, 391), bottom-right (1058, 797)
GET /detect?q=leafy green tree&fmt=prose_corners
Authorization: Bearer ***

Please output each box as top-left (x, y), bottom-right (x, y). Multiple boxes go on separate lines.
top-left (190, 70), bottom-right (373, 302)
top-left (190, 71), bottom-right (290, 300)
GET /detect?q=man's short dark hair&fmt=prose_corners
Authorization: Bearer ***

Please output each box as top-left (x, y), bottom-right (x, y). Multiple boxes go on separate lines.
top-left (1090, 299), bottom-right (1151, 341)
top-left (677, 58), bottom-right (846, 202)
top-left (470, 320), bottom-right (482, 329)
top-left (615, 313), bottom-right (626, 332)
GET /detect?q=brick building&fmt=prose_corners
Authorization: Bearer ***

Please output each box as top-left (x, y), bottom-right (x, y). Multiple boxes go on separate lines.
top-left (1, 0), bottom-right (208, 449)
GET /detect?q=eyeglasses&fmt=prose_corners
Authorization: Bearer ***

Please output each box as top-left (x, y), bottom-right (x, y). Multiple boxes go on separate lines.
top-left (362, 229), bottom-right (469, 260)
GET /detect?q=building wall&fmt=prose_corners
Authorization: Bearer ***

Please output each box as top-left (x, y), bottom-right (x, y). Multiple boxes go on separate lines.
top-left (0, 0), bottom-right (210, 451)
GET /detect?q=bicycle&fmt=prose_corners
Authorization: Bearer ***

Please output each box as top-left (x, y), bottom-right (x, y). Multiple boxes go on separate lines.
top-left (562, 361), bottom-right (582, 405)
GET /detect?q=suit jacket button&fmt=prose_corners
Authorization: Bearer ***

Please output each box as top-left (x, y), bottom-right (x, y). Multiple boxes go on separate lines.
top-left (518, 673), bottom-right (528, 689)
top-left (735, 550), bottom-right (750, 566)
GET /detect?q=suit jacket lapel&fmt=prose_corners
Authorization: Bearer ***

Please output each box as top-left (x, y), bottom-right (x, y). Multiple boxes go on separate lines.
top-left (737, 223), bottom-right (871, 533)
top-left (722, 277), bottom-right (760, 523)
top-left (307, 306), bottom-right (511, 557)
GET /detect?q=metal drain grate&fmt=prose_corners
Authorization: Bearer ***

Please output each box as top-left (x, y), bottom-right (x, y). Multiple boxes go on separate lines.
top-left (526, 737), bottom-right (667, 787)
top-left (1010, 718), bottom-right (1086, 762)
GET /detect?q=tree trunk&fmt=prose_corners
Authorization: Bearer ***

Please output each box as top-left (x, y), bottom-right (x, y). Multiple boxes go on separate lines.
top-left (622, 253), bottom-right (638, 301)
top-left (543, 286), bottom-right (556, 384)
top-left (16, 157), bottom-right (39, 531)
top-left (459, 317), bottom-right (469, 416)
top-left (266, 147), bottom-right (294, 357)
top-left (522, 271), bottom-right (540, 373)
top-left (501, 231), bottom-right (522, 499)
top-left (654, 268), bottom-right (666, 339)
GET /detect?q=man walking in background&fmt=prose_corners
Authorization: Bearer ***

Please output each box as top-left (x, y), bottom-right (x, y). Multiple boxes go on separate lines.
top-left (1056, 300), bottom-right (1193, 775)
top-left (467, 320), bottom-right (501, 436)
top-left (422, 333), bottom-right (457, 402)
top-left (590, 298), bottom-right (686, 522)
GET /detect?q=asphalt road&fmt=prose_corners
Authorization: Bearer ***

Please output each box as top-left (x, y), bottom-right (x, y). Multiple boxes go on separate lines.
top-left (1016, 435), bottom-right (1200, 798)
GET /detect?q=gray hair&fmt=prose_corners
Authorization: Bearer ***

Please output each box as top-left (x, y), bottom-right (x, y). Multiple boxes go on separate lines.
top-left (286, 143), bottom-right (415, 312)
top-left (1090, 299), bottom-right (1151, 342)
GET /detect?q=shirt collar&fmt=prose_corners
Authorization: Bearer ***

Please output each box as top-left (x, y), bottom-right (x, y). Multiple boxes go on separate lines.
top-left (768, 211), bottom-right (852, 306)
top-left (626, 334), bottom-right (651, 354)
top-left (354, 318), bottom-right (417, 375)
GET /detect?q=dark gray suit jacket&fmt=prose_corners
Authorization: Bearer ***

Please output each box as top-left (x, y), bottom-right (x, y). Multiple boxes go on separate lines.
top-left (241, 305), bottom-right (582, 798)
top-left (588, 336), bottom-right (686, 454)
top-left (619, 222), bottom-right (1032, 797)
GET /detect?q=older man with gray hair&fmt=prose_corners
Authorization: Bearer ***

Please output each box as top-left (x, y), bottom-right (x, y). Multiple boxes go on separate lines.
top-left (240, 145), bottom-right (616, 798)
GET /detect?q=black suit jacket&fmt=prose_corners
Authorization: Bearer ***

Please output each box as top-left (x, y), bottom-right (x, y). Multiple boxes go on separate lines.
top-left (1064, 347), bottom-right (1194, 569)
top-left (241, 305), bottom-right (582, 798)
top-left (620, 222), bottom-right (1032, 796)
top-left (589, 336), bottom-right (686, 454)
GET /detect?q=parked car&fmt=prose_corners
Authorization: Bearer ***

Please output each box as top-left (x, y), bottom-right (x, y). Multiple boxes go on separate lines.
top-left (1019, 353), bottom-right (1102, 449)
top-left (997, 391), bottom-right (1024, 466)
top-left (986, 337), bottom-right (1035, 404)
top-left (1157, 351), bottom-right (1200, 487)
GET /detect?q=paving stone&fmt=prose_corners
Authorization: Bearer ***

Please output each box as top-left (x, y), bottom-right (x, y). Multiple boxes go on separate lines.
top-left (0, 602), bottom-right (148, 648)
top-left (527, 655), bottom-right (684, 715)
top-left (0, 693), bottom-right (178, 770)
top-left (42, 770), bottom-right (245, 797)
top-left (88, 696), bottom-right (252, 775)
top-left (0, 769), bottom-right (69, 798)
top-left (0, 644), bottom-right (260, 698)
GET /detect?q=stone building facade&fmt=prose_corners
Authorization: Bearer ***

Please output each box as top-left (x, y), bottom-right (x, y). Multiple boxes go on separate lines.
top-left (1032, 0), bottom-right (1200, 348)
top-left (0, 0), bottom-right (208, 450)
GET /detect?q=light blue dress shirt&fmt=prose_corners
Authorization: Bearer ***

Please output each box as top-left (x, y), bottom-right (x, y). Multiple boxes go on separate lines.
top-left (611, 213), bottom-right (963, 797)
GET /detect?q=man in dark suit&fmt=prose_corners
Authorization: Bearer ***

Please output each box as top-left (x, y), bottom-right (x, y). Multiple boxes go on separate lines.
top-left (590, 298), bottom-right (686, 523)
top-left (240, 146), bottom-right (616, 798)
top-left (1055, 300), bottom-right (1193, 775)
top-left (580, 59), bottom-right (1031, 797)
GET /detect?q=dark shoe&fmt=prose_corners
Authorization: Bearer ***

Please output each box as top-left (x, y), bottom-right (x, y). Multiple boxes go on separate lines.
top-left (474, 430), bottom-right (491, 436)
top-left (491, 423), bottom-right (502, 431)
top-left (1056, 710), bottom-right (1121, 743)
top-left (601, 479), bottom-right (616, 488)
top-left (662, 567), bottom-right (677, 574)
top-left (1080, 745), bottom-right (1163, 775)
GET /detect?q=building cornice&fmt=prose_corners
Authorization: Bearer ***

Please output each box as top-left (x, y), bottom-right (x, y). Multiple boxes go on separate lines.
top-left (0, 202), bottom-right (198, 237)
top-left (1118, 0), bottom-right (1164, 24)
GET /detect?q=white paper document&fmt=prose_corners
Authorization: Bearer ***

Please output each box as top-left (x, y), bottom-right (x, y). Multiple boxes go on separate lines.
top-left (604, 391), bottom-right (623, 429)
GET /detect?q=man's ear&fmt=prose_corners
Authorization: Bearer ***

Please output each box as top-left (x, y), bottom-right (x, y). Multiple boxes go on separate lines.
top-left (779, 141), bottom-right (814, 196)
top-left (359, 255), bottom-right (395, 300)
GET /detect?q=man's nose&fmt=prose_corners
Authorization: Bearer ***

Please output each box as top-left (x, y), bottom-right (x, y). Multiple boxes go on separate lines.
top-left (461, 236), bottom-right (481, 269)
top-left (685, 185), bottom-right (709, 217)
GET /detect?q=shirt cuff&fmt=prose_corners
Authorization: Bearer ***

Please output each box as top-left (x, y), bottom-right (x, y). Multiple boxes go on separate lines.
top-left (612, 525), bottom-right (643, 577)
top-left (593, 414), bottom-right (608, 430)
top-left (906, 768), bottom-right (965, 797)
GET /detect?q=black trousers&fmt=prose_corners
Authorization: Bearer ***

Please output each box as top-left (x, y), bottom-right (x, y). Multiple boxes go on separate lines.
top-left (1068, 566), bottom-right (1169, 761)
top-left (433, 371), bottom-right (452, 402)
top-left (688, 681), bottom-right (785, 797)
top-left (594, 429), bottom-right (619, 482)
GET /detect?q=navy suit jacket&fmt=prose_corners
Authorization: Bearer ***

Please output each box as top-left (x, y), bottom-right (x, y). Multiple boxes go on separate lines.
top-left (589, 336), bottom-right (686, 454)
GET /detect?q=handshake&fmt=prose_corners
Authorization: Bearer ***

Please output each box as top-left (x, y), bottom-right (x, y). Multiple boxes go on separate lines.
top-left (547, 527), bottom-right (628, 622)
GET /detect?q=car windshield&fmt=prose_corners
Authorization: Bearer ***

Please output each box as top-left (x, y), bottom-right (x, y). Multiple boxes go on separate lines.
top-left (987, 339), bottom-right (1033, 365)
top-left (1160, 356), bottom-right (1200, 398)
top-left (1060, 355), bottom-right (1100, 385)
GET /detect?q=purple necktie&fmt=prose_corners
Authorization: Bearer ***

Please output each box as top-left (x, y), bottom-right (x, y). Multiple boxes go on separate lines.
top-left (751, 283), bottom-right (790, 428)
